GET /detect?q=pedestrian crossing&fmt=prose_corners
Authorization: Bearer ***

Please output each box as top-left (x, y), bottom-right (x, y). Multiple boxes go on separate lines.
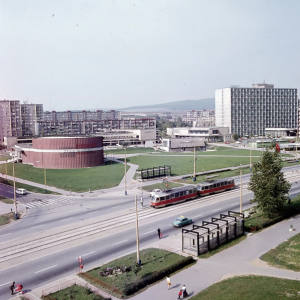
top-left (25, 196), bottom-right (79, 209)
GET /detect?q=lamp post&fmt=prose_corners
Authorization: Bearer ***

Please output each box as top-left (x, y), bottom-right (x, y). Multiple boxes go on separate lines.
top-left (36, 159), bottom-right (47, 194)
top-left (135, 195), bottom-right (141, 264)
top-left (250, 144), bottom-right (252, 171)
top-left (12, 156), bottom-right (18, 219)
top-left (240, 170), bottom-right (243, 213)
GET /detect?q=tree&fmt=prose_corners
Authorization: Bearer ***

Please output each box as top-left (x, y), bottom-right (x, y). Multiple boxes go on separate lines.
top-left (233, 133), bottom-right (240, 141)
top-left (248, 147), bottom-right (291, 218)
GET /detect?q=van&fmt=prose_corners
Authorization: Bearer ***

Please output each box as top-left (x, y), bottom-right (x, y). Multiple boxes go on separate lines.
top-left (16, 188), bottom-right (27, 195)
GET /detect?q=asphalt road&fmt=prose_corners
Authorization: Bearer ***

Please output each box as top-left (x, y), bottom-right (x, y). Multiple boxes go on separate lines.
top-left (0, 165), bottom-right (299, 299)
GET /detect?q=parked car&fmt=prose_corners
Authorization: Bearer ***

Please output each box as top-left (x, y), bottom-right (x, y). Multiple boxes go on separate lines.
top-left (16, 188), bottom-right (27, 195)
top-left (172, 216), bottom-right (192, 227)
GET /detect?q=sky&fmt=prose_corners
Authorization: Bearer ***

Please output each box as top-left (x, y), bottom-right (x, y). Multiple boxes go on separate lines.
top-left (1, 0), bottom-right (300, 111)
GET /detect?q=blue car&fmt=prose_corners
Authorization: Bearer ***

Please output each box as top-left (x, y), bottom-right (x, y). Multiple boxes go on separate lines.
top-left (172, 216), bottom-right (192, 227)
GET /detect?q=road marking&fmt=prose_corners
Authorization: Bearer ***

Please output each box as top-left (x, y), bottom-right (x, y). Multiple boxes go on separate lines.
top-left (64, 218), bottom-right (73, 221)
top-left (87, 211), bottom-right (97, 214)
top-left (112, 205), bottom-right (121, 208)
top-left (113, 240), bottom-right (128, 245)
top-left (35, 265), bottom-right (57, 274)
top-left (0, 281), bottom-right (11, 287)
top-left (142, 230), bottom-right (156, 235)
top-left (212, 209), bottom-right (220, 212)
top-left (82, 251), bottom-right (95, 256)
top-left (0, 233), bottom-right (12, 237)
top-left (192, 214), bottom-right (203, 218)
top-left (32, 225), bottom-right (43, 229)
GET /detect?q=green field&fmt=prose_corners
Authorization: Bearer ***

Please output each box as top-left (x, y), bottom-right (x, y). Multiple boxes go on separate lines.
top-left (0, 155), bottom-right (10, 161)
top-left (124, 155), bottom-right (261, 177)
top-left (191, 275), bottom-right (300, 300)
top-left (0, 161), bottom-right (128, 193)
top-left (47, 285), bottom-right (105, 300)
top-left (104, 147), bottom-right (154, 154)
top-left (261, 232), bottom-right (300, 272)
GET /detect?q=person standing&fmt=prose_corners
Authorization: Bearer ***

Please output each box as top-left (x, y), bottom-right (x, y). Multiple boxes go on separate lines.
top-left (140, 192), bottom-right (143, 207)
top-left (157, 227), bottom-right (161, 239)
top-left (10, 282), bottom-right (15, 295)
top-left (166, 275), bottom-right (171, 290)
top-left (177, 289), bottom-right (182, 300)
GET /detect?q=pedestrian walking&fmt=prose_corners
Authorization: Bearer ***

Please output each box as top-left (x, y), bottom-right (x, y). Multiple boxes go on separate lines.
top-left (177, 289), bottom-right (182, 300)
top-left (182, 285), bottom-right (188, 298)
top-left (166, 275), bottom-right (171, 289)
top-left (140, 192), bottom-right (143, 207)
top-left (157, 227), bottom-right (161, 239)
top-left (10, 282), bottom-right (15, 295)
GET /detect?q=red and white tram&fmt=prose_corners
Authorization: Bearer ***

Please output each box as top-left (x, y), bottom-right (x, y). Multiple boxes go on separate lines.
top-left (150, 185), bottom-right (198, 208)
top-left (197, 178), bottom-right (235, 196)
top-left (150, 178), bottom-right (235, 208)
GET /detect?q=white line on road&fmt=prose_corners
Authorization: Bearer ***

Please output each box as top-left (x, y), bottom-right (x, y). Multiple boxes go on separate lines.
top-left (87, 211), bottom-right (97, 214)
top-left (63, 218), bottom-right (74, 221)
top-left (0, 281), bottom-right (11, 287)
top-left (0, 233), bottom-right (12, 237)
top-left (112, 205), bottom-right (121, 208)
top-left (35, 265), bottom-right (57, 274)
top-left (142, 230), bottom-right (156, 235)
top-left (192, 214), bottom-right (203, 218)
top-left (32, 225), bottom-right (43, 229)
top-left (212, 209), bottom-right (220, 212)
top-left (113, 240), bottom-right (128, 245)
top-left (82, 251), bottom-right (95, 256)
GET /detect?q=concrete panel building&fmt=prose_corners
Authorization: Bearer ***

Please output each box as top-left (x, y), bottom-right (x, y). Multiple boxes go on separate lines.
top-left (0, 100), bottom-right (22, 143)
top-left (215, 83), bottom-right (298, 137)
top-left (21, 102), bottom-right (43, 136)
top-left (162, 137), bottom-right (206, 152)
top-left (17, 136), bottom-right (104, 169)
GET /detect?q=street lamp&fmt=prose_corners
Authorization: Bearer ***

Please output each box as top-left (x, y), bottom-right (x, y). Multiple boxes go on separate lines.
top-left (12, 154), bottom-right (18, 219)
top-left (121, 143), bottom-right (129, 195)
top-left (36, 159), bottom-right (47, 194)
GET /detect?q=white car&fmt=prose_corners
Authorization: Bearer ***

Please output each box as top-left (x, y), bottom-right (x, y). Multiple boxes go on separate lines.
top-left (16, 188), bottom-right (27, 195)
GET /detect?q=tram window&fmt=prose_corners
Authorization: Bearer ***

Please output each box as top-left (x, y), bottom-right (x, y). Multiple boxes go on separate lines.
top-left (175, 193), bottom-right (179, 197)
top-left (213, 184), bottom-right (216, 188)
top-left (190, 189), bottom-right (193, 194)
top-left (180, 192), bottom-right (184, 196)
top-left (224, 181), bottom-right (227, 185)
top-left (205, 186), bottom-right (208, 190)
top-left (170, 194), bottom-right (175, 199)
top-left (160, 197), bottom-right (165, 201)
top-left (166, 195), bottom-right (170, 200)
top-left (221, 182), bottom-right (224, 186)
top-left (186, 191), bottom-right (189, 195)
top-left (217, 183), bottom-right (221, 187)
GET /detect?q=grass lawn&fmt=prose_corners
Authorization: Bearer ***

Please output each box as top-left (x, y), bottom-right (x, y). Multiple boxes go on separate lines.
top-left (141, 182), bottom-right (183, 192)
top-left (83, 248), bottom-right (194, 295)
top-left (199, 235), bottom-right (247, 259)
top-left (46, 284), bottom-right (105, 300)
top-left (244, 196), bottom-right (300, 232)
top-left (0, 161), bottom-right (128, 193)
top-left (261, 233), bottom-right (300, 272)
top-left (124, 155), bottom-right (261, 177)
top-left (104, 147), bottom-right (154, 154)
top-left (0, 196), bottom-right (14, 204)
top-left (0, 155), bottom-right (10, 161)
top-left (191, 275), bottom-right (300, 300)
top-left (0, 212), bottom-right (20, 226)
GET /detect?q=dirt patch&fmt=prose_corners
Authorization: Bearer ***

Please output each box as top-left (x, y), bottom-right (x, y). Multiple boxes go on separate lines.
top-left (250, 257), bottom-right (272, 268)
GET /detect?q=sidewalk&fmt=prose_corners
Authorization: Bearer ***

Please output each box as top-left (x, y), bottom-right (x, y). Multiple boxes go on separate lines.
top-left (22, 216), bottom-right (300, 300)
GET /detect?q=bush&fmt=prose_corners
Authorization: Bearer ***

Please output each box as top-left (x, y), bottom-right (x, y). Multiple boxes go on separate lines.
top-left (122, 256), bottom-right (194, 296)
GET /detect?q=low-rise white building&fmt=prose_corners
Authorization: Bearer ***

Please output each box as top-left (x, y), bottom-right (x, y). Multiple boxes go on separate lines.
top-left (162, 137), bottom-right (206, 152)
top-left (166, 126), bottom-right (231, 142)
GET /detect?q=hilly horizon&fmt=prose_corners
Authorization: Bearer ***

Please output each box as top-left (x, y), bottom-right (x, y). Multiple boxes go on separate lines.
top-left (90, 98), bottom-right (215, 112)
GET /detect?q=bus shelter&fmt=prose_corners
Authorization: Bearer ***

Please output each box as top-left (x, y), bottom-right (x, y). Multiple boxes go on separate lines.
top-left (182, 211), bottom-right (244, 256)
top-left (135, 165), bottom-right (171, 181)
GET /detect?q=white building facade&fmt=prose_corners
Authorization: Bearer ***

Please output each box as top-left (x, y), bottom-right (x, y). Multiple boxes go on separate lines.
top-left (215, 84), bottom-right (298, 137)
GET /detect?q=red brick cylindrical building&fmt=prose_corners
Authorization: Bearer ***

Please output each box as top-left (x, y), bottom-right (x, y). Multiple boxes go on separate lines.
top-left (19, 136), bottom-right (104, 169)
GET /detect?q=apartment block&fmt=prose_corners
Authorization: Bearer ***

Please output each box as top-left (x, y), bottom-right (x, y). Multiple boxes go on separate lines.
top-left (0, 100), bottom-right (22, 142)
top-left (186, 110), bottom-right (215, 126)
top-left (21, 102), bottom-right (43, 136)
top-left (215, 84), bottom-right (298, 137)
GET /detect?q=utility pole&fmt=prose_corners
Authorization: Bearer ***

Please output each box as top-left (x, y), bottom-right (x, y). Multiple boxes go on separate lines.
top-left (240, 170), bottom-right (242, 213)
top-left (193, 145), bottom-right (196, 181)
top-left (124, 146), bottom-right (127, 195)
top-left (135, 195), bottom-right (140, 264)
top-left (12, 158), bottom-right (18, 219)
top-left (250, 145), bottom-right (252, 171)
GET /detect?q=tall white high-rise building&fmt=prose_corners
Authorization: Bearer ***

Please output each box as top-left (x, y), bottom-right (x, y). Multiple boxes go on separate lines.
top-left (215, 84), bottom-right (298, 137)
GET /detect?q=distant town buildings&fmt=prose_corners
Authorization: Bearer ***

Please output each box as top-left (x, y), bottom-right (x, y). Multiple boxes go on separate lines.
top-left (215, 83), bottom-right (298, 137)
top-left (185, 110), bottom-right (215, 126)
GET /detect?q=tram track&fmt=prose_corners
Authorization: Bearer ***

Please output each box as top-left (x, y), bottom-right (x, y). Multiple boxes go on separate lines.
top-left (1, 172), bottom-right (298, 263)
